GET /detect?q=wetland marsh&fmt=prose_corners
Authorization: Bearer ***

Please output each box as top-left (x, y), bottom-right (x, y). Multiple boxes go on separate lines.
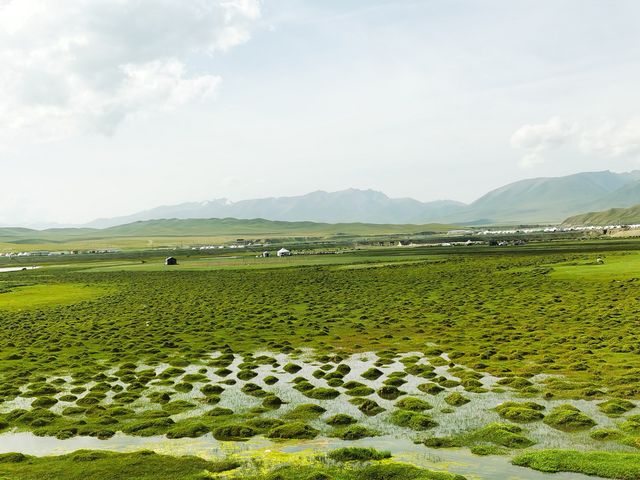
top-left (1, 244), bottom-right (640, 479)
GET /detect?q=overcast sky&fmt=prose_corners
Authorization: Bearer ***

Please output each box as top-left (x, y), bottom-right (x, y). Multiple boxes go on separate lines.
top-left (2, 0), bottom-right (640, 226)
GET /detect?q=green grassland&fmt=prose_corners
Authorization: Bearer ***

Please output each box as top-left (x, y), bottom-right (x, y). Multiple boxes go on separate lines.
top-left (1, 242), bottom-right (640, 479)
top-left (0, 448), bottom-right (465, 480)
top-left (547, 252), bottom-right (640, 280)
top-left (0, 218), bottom-right (454, 252)
top-left (0, 284), bottom-right (108, 311)
top-left (512, 450), bottom-right (640, 479)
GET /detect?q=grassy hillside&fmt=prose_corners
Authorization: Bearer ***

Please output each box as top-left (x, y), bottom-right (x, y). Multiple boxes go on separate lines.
top-left (0, 217), bottom-right (455, 252)
top-left (563, 204), bottom-right (640, 226)
top-left (454, 171), bottom-right (634, 224)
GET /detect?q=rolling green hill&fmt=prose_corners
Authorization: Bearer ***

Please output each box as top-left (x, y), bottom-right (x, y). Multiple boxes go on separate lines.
top-left (453, 171), bottom-right (640, 224)
top-left (102, 218), bottom-right (453, 237)
top-left (0, 217), bottom-right (456, 251)
top-left (563, 204), bottom-right (640, 226)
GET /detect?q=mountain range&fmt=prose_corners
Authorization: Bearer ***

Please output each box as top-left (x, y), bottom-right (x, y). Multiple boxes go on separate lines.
top-left (86, 170), bottom-right (640, 227)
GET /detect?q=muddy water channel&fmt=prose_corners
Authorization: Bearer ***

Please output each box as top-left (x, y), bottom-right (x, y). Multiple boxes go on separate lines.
top-left (0, 350), bottom-right (636, 479)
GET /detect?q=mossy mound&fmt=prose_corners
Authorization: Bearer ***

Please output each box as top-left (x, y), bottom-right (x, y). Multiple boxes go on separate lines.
top-left (444, 392), bottom-right (470, 407)
top-left (122, 417), bottom-right (175, 436)
top-left (166, 421), bottom-right (210, 439)
top-left (326, 414), bottom-right (357, 426)
top-left (162, 400), bottom-right (196, 415)
top-left (543, 405), bottom-right (596, 431)
top-left (383, 377), bottom-right (407, 387)
top-left (495, 401), bottom-right (545, 422)
top-left (212, 424), bottom-right (256, 441)
top-left (206, 407), bottom-right (234, 417)
top-left (345, 386), bottom-right (375, 397)
top-left (377, 385), bottom-right (404, 400)
top-left (237, 369), bottom-right (258, 381)
top-left (422, 437), bottom-right (463, 448)
top-left (620, 415), bottom-right (640, 434)
top-left (470, 423), bottom-right (534, 448)
top-left (497, 377), bottom-right (533, 389)
top-left (361, 368), bottom-right (384, 380)
top-left (267, 422), bottom-right (319, 439)
top-left (173, 382), bottom-right (193, 393)
top-left (31, 396), bottom-right (58, 408)
top-left (201, 384), bottom-right (224, 396)
top-left (598, 399), bottom-right (636, 417)
top-left (327, 447), bottom-right (391, 462)
top-left (590, 429), bottom-right (625, 441)
top-left (350, 398), bottom-right (385, 416)
top-left (283, 404), bottom-right (326, 420)
top-left (417, 383), bottom-right (444, 395)
top-left (470, 444), bottom-right (509, 456)
top-left (283, 363), bottom-right (302, 374)
top-left (330, 425), bottom-right (378, 440)
top-left (262, 394), bottom-right (285, 409)
top-left (241, 382), bottom-right (267, 397)
top-left (389, 410), bottom-right (437, 430)
top-left (304, 387), bottom-right (340, 400)
top-left (396, 397), bottom-right (433, 412)
top-left (244, 417), bottom-right (285, 432)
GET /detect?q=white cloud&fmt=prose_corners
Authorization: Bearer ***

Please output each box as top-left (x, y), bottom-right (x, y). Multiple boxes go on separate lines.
top-left (510, 117), bottom-right (575, 151)
top-left (578, 120), bottom-right (640, 159)
top-left (510, 117), bottom-right (576, 168)
top-left (511, 117), bottom-right (640, 167)
top-left (0, 0), bottom-right (260, 140)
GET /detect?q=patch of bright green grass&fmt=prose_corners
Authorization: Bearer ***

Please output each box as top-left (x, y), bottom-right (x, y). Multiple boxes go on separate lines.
top-left (0, 284), bottom-right (107, 310)
top-left (512, 449), bottom-right (640, 479)
top-left (0, 450), bottom-right (239, 480)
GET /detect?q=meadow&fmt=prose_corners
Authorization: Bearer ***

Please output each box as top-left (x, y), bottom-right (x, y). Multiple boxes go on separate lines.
top-left (0, 241), bottom-right (639, 479)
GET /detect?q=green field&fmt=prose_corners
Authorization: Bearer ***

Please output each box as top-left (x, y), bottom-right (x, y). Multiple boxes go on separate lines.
top-left (0, 284), bottom-right (107, 311)
top-left (0, 218), bottom-right (455, 253)
top-left (1, 241), bottom-right (639, 479)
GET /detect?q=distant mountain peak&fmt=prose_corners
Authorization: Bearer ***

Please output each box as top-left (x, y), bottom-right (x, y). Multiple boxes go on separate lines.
top-left (83, 170), bottom-right (640, 229)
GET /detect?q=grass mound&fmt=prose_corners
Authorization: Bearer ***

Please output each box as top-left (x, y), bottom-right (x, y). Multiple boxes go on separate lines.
top-left (304, 387), bottom-right (340, 400)
top-left (350, 398), bottom-right (385, 416)
top-left (361, 368), bottom-right (383, 380)
top-left (212, 424), bottom-right (256, 441)
top-left (543, 405), bottom-right (596, 431)
top-left (470, 423), bottom-right (534, 448)
top-left (326, 414), bottom-right (357, 426)
top-left (389, 410), bottom-right (437, 430)
top-left (327, 447), bottom-right (391, 462)
top-left (330, 425), bottom-right (378, 440)
top-left (494, 401), bottom-right (545, 422)
top-left (417, 383), bottom-right (444, 395)
top-left (444, 392), bottom-right (470, 407)
top-left (267, 422), bottom-right (319, 439)
top-left (512, 450), bottom-right (640, 480)
top-left (283, 404), bottom-right (326, 420)
top-left (598, 399), bottom-right (636, 417)
top-left (395, 397), bottom-right (433, 412)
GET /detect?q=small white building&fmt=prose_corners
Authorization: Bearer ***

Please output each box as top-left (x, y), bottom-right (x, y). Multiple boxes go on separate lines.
top-left (277, 248), bottom-right (291, 257)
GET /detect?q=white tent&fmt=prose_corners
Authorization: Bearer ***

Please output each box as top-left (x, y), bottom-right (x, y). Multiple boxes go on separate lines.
top-left (277, 248), bottom-right (291, 257)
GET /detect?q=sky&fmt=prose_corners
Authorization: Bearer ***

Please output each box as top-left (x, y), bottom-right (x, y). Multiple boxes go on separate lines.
top-left (2, 0), bottom-right (640, 226)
